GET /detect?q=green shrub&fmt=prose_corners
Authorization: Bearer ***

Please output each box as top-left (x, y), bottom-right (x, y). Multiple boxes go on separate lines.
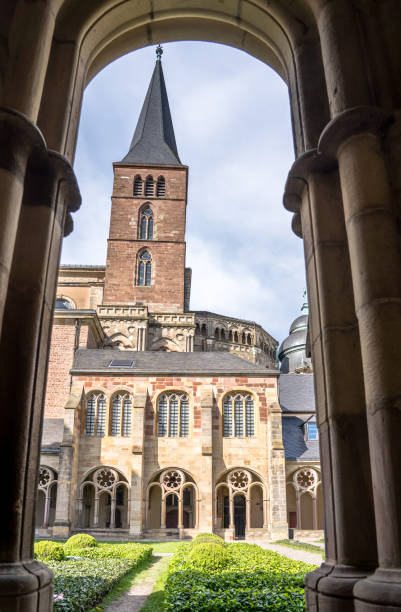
top-left (66, 542), bottom-right (152, 563)
top-left (165, 541), bottom-right (317, 611)
top-left (187, 543), bottom-right (231, 572)
top-left (65, 533), bottom-right (97, 549)
top-left (50, 558), bottom-right (134, 611)
top-left (190, 533), bottom-right (226, 547)
top-left (34, 540), bottom-right (65, 561)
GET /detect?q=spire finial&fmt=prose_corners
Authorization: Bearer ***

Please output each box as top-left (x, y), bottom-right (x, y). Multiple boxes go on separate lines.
top-left (301, 289), bottom-right (309, 314)
top-left (156, 44), bottom-right (163, 61)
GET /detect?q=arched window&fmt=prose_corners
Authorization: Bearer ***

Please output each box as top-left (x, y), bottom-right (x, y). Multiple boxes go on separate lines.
top-left (223, 392), bottom-right (255, 437)
top-left (215, 328), bottom-right (220, 340)
top-left (221, 329), bottom-right (226, 341)
top-left (145, 175), bottom-right (154, 197)
top-left (111, 393), bottom-right (132, 436)
top-left (233, 331), bottom-right (239, 343)
top-left (241, 332), bottom-right (246, 344)
top-left (86, 393), bottom-right (106, 437)
top-left (247, 333), bottom-right (252, 345)
top-left (55, 297), bottom-right (74, 309)
top-left (139, 205), bottom-right (153, 239)
top-left (229, 330), bottom-right (233, 342)
top-left (156, 176), bottom-right (166, 197)
top-left (201, 324), bottom-right (207, 337)
top-left (137, 250), bottom-right (152, 286)
top-left (157, 392), bottom-right (189, 437)
top-left (133, 175), bottom-right (142, 196)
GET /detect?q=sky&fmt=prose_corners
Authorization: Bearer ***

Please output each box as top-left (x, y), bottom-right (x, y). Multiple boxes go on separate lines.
top-left (61, 41), bottom-right (306, 344)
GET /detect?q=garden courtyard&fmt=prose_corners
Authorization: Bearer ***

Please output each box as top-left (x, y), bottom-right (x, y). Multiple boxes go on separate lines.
top-left (35, 534), bottom-right (323, 611)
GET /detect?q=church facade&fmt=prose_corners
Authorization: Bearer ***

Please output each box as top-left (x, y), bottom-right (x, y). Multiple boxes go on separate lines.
top-left (38, 49), bottom-right (322, 542)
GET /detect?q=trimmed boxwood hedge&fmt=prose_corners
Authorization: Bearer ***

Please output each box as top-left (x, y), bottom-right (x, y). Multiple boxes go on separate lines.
top-left (187, 543), bottom-right (231, 571)
top-left (65, 534), bottom-right (97, 548)
top-left (36, 537), bottom-right (152, 611)
top-left (165, 541), bottom-right (316, 611)
top-left (34, 540), bottom-right (65, 561)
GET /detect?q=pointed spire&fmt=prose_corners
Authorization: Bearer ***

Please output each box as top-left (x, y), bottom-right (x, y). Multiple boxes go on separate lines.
top-left (121, 45), bottom-right (181, 165)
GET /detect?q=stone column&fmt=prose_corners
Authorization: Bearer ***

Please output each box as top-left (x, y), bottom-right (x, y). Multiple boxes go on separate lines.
top-left (198, 388), bottom-right (214, 532)
top-left (229, 490), bottom-right (234, 530)
top-left (245, 497), bottom-right (251, 532)
top-left (93, 497), bottom-right (100, 528)
top-left (296, 494), bottom-right (301, 530)
top-left (53, 392), bottom-right (81, 538)
top-left (268, 400), bottom-right (288, 540)
top-left (110, 498), bottom-right (116, 529)
top-left (130, 390), bottom-right (146, 536)
top-left (43, 497), bottom-right (50, 530)
top-left (161, 497), bottom-right (166, 529)
top-left (0, 127), bottom-right (80, 610)
top-left (178, 493), bottom-right (184, 535)
top-left (320, 108), bottom-right (401, 610)
top-left (312, 496), bottom-right (317, 531)
top-left (284, 149), bottom-right (377, 610)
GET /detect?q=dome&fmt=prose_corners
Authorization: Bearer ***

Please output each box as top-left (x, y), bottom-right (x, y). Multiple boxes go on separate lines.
top-left (278, 329), bottom-right (307, 361)
top-left (289, 315), bottom-right (308, 334)
top-left (279, 296), bottom-right (311, 373)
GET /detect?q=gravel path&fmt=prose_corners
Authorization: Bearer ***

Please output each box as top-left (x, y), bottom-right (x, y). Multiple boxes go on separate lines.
top-left (260, 542), bottom-right (322, 565)
top-left (253, 542), bottom-right (323, 565)
top-left (104, 554), bottom-right (171, 612)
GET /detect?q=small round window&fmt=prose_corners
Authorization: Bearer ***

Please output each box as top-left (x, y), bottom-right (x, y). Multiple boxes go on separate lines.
top-left (55, 298), bottom-right (73, 310)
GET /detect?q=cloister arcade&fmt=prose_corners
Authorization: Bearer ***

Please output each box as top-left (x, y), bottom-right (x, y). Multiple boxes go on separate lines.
top-left (215, 468), bottom-right (267, 539)
top-left (35, 466), bottom-right (58, 530)
top-left (77, 467), bottom-right (129, 530)
top-left (146, 469), bottom-right (198, 530)
top-left (286, 467), bottom-right (324, 531)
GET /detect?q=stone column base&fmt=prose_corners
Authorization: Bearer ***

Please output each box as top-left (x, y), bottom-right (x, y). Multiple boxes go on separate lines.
top-left (306, 563), bottom-right (374, 612)
top-left (0, 560), bottom-right (53, 612)
top-left (52, 522), bottom-right (71, 539)
top-left (269, 522), bottom-right (288, 541)
top-left (354, 568), bottom-right (401, 610)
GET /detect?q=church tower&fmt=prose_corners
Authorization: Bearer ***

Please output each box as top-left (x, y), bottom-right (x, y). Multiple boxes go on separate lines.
top-left (103, 46), bottom-right (188, 313)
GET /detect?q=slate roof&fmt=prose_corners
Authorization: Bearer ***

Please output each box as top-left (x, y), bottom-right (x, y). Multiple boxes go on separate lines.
top-left (121, 57), bottom-right (181, 165)
top-left (282, 416), bottom-right (320, 461)
top-left (278, 373), bottom-right (315, 413)
top-left (71, 349), bottom-right (277, 375)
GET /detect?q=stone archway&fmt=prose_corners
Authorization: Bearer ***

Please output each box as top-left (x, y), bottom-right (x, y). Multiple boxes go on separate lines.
top-left (78, 467), bottom-right (129, 529)
top-left (215, 468), bottom-right (267, 538)
top-left (35, 466), bottom-right (58, 532)
top-left (3, 2), bottom-right (401, 610)
top-left (146, 468), bottom-right (198, 533)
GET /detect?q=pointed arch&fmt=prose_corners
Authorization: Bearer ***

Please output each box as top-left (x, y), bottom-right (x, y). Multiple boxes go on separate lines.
top-left (145, 175), bottom-right (154, 197)
top-left (133, 175), bottom-right (142, 196)
top-left (156, 176), bottom-right (166, 197)
top-left (136, 249), bottom-right (152, 286)
top-left (138, 203), bottom-right (154, 239)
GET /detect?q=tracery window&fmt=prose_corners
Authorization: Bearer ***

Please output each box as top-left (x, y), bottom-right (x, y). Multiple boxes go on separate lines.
top-left (157, 392), bottom-right (189, 437)
top-left (247, 333), bottom-right (252, 345)
top-left (223, 392), bottom-right (255, 437)
top-left (86, 392), bottom-right (107, 437)
top-left (137, 250), bottom-right (152, 286)
top-left (145, 175), bottom-right (154, 197)
top-left (133, 175), bottom-right (143, 196)
top-left (111, 393), bottom-right (132, 436)
top-left (139, 205), bottom-right (154, 239)
top-left (156, 176), bottom-right (166, 197)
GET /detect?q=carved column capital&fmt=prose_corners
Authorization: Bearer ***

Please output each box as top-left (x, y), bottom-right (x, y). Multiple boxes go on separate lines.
top-left (318, 106), bottom-right (392, 158)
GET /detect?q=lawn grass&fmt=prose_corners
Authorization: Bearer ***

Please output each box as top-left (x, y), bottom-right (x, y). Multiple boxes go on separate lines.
top-left (276, 539), bottom-right (325, 557)
top-left (140, 556), bottom-right (171, 612)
